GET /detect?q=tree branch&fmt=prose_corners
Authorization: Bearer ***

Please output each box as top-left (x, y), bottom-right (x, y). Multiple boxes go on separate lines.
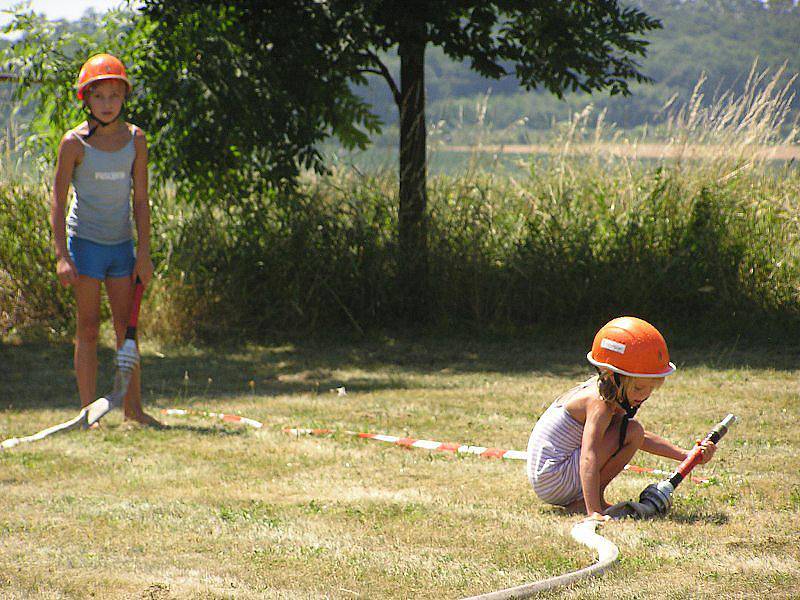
top-left (362, 50), bottom-right (401, 106)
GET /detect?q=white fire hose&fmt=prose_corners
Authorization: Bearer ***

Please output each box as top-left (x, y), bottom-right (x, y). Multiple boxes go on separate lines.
top-left (461, 520), bottom-right (619, 600)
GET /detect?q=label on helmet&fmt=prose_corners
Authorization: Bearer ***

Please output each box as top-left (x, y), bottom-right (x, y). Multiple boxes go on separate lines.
top-left (95, 171), bottom-right (126, 181)
top-left (601, 338), bottom-right (626, 354)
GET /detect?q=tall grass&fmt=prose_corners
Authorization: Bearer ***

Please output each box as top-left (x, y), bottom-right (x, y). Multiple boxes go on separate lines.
top-left (1, 67), bottom-right (798, 341)
top-left (0, 108), bottom-right (74, 335)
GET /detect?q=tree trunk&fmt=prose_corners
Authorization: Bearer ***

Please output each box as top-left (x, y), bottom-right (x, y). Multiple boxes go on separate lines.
top-left (397, 34), bottom-right (428, 321)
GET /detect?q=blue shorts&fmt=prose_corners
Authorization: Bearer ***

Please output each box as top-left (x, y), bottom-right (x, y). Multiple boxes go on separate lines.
top-left (68, 236), bottom-right (135, 280)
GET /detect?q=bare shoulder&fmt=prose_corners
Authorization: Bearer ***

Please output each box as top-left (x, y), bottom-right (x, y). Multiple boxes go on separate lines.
top-left (583, 393), bottom-right (616, 425)
top-left (565, 386), bottom-right (601, 425)
top-left (128, 123), bottom-right (148, 142)
top-left (58, 129), bottom-right (84, 162)
top-left (60, 128), bottom-right (83, 150)
top-left (128, 124), bottom-right (149, 160)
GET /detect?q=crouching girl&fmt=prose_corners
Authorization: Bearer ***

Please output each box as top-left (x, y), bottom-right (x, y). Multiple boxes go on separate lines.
top-left (526, 316), bottom-right (716, 521)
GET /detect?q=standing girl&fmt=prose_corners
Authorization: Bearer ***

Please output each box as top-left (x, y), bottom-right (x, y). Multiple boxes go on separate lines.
top-left (526, 316), bottom-right (716, 521)
top-left (51, 53), bottom-right (160, 426)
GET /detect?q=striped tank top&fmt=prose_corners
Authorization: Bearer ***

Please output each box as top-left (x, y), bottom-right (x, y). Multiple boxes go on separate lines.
top-left (526, 379), bottom-right (595, 505)
top-left (67, 126), bottom-right (135, 244)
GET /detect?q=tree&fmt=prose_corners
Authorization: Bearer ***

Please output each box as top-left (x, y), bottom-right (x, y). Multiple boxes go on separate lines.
top-left (136, 1), bottom-right (661, 318)
top-left (132, 2), bottom-right (381, 199)
top-left (338, 2), bottom-right (662, 317)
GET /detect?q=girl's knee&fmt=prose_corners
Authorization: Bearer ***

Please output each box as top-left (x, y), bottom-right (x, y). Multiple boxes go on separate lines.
top-left (76, 319), bottom-right (100, 344)
top-left (626, 418), bottom-right (645, 448)
top-left (111, 318), bottom-right (128, 341)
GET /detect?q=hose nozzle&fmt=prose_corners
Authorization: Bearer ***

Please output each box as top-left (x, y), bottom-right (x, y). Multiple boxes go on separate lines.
top-left (608, 414), bottom-right (737, 521)
top-left (710, 414), bottom-right (737, 443)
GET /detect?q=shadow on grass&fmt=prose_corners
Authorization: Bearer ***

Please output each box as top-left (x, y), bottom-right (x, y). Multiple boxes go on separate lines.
top-left (538, 503), bottom-right (730, 525)
top-left (668, 510), bottom-right (730, 525)
top-left (2, 330), bottom-right (798, 411)
top-left (151, 423), bottom-right (250, 437)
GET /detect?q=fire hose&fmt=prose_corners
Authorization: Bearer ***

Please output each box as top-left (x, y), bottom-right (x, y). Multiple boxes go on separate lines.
top-left (1, 280), bottom-right (145, 450)
top-left (161, 409), bottom-right (734, 596)
top-left (3, 396), bottom-right (736, 598)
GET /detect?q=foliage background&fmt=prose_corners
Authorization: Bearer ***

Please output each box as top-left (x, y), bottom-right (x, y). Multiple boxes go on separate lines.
top-left (2, 1), bottom-right (799, 138)
top-left (0, 1), bottom-right (799, 341)
top-left (359, 0), bottom-right (800, 137)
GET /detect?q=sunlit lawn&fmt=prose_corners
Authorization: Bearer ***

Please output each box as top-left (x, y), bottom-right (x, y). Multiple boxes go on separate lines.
top-left (1, 333), bottom-right (798, 598)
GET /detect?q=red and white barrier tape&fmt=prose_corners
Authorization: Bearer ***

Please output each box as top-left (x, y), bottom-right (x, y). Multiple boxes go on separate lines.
top-left (285, 427), bottom-right (710, 484)
top-left (160, 410), bottom-right (709, 484)
top-left (162, 408), bottom-right (263, 429)
top-left (155, 410), bottom-right (711, 597)
top-left (285, 427), bottom-right (528, 460)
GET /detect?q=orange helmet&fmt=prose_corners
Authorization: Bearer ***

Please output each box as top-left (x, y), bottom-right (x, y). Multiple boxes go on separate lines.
top-left (587, 316), bottom-right (676, 378)
top-left (76, 54), bottom-right (132, 101)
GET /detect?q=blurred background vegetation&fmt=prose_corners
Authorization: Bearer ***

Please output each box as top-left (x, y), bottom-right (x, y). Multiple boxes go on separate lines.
top-left (2, 1), bottom-right (799, 138)
top-left (1, 0), bottom-right (798, 343)
top-left (360, 0), bottom-right (800, 141)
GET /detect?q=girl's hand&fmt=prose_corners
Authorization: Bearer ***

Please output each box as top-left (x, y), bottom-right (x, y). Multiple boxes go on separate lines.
top-left (697, 439), bottom-right (717, 464)
top-left (134, 252), bottom-right (154, 287)
top-left (56, 256), bottom-right (78, 287)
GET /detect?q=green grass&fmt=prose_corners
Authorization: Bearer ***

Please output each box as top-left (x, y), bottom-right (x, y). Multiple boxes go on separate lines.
top-left (1, 334), bottom-right (799, 598)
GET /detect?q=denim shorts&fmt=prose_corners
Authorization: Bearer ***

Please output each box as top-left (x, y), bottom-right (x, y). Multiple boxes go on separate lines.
top-left (67, 236), bottom-right (135, 280)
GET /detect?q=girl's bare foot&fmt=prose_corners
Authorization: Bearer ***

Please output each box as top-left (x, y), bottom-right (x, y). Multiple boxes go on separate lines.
top-left (123, 411), bottom-right (165, 428)
top-left (81, 405), bottom-right (102, 429)
top-left (564, 498), bottom-right (587, 514)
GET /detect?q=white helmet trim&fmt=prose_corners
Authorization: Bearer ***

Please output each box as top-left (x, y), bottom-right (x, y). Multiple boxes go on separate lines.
top-left (586, 352), bottom-right (676, 378)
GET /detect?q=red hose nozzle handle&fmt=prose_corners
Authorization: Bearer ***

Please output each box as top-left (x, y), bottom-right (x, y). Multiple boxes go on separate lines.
top-left (669, 414), bottom-right (737, 488)
top-left (125, 276), bottom-right (145, 340)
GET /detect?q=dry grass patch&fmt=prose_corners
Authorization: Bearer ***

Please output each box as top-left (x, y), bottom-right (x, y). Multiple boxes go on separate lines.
top-left (1, 336), bottom-right (799, 598)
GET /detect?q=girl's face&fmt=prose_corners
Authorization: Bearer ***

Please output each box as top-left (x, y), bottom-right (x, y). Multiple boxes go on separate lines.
top-left (624, 376), bottom-right (664, 407)
top-left (84, 79), bottom-right (127, 122)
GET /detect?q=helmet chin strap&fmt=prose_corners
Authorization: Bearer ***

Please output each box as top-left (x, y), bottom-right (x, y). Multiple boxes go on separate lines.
top-left (82, 105), bottom-right (123, 140)
top-left (612, 372), bottom-right (638, 457)
top-left (612, 373), bottom-right (638, 416)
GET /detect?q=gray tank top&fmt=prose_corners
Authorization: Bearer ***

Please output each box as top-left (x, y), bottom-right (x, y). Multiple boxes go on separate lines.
top-left (66, 127), bottom-right (136, 244)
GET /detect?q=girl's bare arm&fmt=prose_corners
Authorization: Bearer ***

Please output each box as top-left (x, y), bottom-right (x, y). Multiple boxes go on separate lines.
top-left (579, 401), bottom-right (614, 515)
top-left (131, 126), bottom-right (153, 285)
top-left (51, 133), bottom-right (81, 286)
top-left (641, 430), bottom-right (688, 461)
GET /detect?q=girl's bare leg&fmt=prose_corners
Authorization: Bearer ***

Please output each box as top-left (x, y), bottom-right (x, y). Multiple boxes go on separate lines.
top-left (596, 417), bottom-right (645, 508)
top-left (73, 275), bottom-right (102, 408)
top-left (564, 417), bottom-right (645, 514)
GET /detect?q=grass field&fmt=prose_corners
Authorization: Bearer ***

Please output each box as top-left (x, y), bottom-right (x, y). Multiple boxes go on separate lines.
top-left (1, 332), bottom-right (798, 599)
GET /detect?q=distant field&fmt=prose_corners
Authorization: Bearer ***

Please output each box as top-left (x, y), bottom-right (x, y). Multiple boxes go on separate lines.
top-left (443, 142), bottom-right (800, 162)
top-left (324, 141), bottom-right (800, 176)
top-left (1, 335), bottom-right (798, 598)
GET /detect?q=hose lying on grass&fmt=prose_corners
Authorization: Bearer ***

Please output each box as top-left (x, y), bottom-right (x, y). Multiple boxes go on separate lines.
top-left (461, 519), bottom-right (619, 600)
top-left (5, 404), bottom-right (733, 598)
